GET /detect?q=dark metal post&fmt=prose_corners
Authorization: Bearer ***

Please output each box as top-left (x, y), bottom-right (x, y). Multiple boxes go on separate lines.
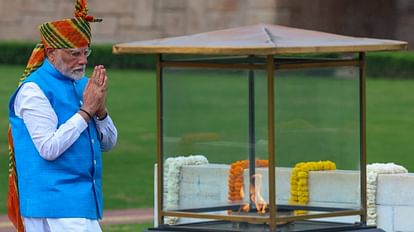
top-left (267, 55), bottom-right (276, 231)
top-left (156, 54), bottom-right (164, 225)
top-left (248, 55), bottom-right (256, 209)
top-left (359, 52), bottom-right (367, 224)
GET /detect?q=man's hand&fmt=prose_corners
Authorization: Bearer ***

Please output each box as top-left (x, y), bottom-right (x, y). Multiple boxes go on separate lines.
top-left (95, 66), bottom-right (108, 119)
top-left (81, 65), bottom-right (108, 119)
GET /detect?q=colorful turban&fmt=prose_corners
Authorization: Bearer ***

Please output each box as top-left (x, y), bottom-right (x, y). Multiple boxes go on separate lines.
top-left (17, 0), bottom-right (102, 85)
top-left (39, 0), bottom-right (102, 49)
top-left (8, 1), bottom-right (102, 231)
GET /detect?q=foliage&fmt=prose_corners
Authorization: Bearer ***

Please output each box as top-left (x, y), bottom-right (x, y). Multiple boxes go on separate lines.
top-left (0, 41), bottom-right (156, 70)
top-left (366, 51), bottom-right (414, 79)
top-left (89, 44), bottom-right (155, 69)
top-left (0, 41), bottom-right (35, 65)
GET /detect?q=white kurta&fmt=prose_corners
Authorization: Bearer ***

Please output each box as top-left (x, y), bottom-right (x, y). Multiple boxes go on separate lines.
top-left (23, 218), bottom-right (102, 232)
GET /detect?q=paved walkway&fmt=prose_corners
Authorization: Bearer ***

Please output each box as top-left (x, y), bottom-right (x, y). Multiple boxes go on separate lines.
top-left (0, 208), bottom-right (154, 232)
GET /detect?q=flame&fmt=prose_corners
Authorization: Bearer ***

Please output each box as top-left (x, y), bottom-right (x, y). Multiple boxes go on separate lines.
top-left (241, 203), bottom-right (250, 212)
top-left (238, 173), bottom-right (268, 214)
top-left (251, 174), bottom-right (267, 214)
top-left (240, 185), bottom-right (250, 212)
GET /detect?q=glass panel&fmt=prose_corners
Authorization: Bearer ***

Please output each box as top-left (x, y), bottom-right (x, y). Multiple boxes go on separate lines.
top-left (161, 67), bottom-right (270, 224)
top-left (159, 60), bottom-right (363, 229)
top-left (274, 66), bottom-right (361, 221)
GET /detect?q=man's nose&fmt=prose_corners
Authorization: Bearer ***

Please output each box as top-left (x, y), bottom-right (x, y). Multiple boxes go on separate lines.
top-left (78, 55), bottom-right (88, 65)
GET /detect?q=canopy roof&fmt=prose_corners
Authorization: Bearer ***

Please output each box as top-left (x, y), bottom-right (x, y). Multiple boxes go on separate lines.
top-left (113, 24), bottom-right (407, 55)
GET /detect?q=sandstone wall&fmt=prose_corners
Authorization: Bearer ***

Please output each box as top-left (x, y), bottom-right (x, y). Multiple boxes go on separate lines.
top-left (0, 0), bottom-right (412, 48)
top-left (275, 0), bottom-right (413, 48)
top-left (0, 0), bottom-right (277, 43)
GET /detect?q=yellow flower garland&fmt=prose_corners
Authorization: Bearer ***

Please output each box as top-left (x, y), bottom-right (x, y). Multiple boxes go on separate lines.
top-left (289, 160), bottom-right (336, 214)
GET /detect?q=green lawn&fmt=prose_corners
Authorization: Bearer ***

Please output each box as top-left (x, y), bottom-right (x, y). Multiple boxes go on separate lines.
top-left (1, 63), bottom-right (414, 217)
top-left (102, 222), bottom-right (153, 232)
top-left (366, 78), bottom-right (414, 166)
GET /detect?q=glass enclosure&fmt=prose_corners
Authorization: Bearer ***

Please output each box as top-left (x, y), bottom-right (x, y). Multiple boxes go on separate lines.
top-left (157, 54), bottom-right (365, 231)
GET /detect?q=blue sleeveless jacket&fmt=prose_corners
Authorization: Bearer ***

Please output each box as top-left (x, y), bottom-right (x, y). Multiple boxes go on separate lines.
top-left (8, 59), bottom-right (103, 219)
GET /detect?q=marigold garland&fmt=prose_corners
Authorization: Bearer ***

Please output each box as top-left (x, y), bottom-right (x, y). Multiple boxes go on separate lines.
top-left (228, 159), bottom-right (269, 202)
top-left (289, 160), bottom-right (336, 214)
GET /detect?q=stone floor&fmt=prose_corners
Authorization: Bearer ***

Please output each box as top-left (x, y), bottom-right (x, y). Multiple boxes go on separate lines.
top-left (0, 208), bottom-right (154, 232)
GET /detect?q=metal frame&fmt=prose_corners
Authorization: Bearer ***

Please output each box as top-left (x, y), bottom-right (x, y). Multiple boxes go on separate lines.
top-left (359, 52), bottom-right (367, 223)
top-left (266, 55), bottom-right (277, 231)
top-left (149, 220), bottom-right (375, 232)
top-left (248, 55), bottom-right (256, 209)
top-left (156, 54), bottom-right (164, 224)
top-left (155, 53), bottom-right (367, 230)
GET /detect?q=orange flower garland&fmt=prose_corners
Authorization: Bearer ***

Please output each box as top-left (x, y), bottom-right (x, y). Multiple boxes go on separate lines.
top-left (228, 159), bottom-right (269, 202)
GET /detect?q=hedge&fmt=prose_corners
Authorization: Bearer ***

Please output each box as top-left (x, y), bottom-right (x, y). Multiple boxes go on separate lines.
top-left (0, 41), bottom-right (155, 70)
top-left (1, 41), bottom-right (413, 78)
top-left (366, 51), bottom-right (414, 79)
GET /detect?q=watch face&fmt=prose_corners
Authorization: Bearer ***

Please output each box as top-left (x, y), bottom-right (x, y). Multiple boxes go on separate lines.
top-left (97, 112), bottom-right (108, 121)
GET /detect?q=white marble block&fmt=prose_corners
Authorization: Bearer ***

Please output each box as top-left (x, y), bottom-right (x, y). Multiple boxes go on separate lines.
top-left (308, 170), bottom-right (360, 206)
top-left (393, 206), bottom-right (414, 232)
top-left (376, 205), bottom-right (393, 232)
top-left (177, 164), bottom-right (360, 209)
top-left (179, 164), bottom-right (229, 208)
top-left (376, 173), bottom-right (414, 206)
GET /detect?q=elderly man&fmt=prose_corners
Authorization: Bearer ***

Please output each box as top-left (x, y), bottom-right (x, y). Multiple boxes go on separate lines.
top-left (7, 0), bottom-right (117, 231)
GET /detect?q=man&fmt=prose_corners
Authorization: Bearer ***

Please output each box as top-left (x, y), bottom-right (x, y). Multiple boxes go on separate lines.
top-left (7, 0), bottom-right (117, 231)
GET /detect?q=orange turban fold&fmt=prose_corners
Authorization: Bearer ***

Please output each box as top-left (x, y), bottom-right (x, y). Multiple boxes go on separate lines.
top-left (8, 1), bottom-right (102, 231)
top-left (39, 0), bottom-right (102, 49)
top-left (40, 18), bottom-right (92, 49)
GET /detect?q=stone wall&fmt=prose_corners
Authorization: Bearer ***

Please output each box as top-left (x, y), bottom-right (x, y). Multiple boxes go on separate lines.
top-left (0, 0), bottom-right (412, 48)
top-left (275, 0), bottom-right (413, 48)
top-left (0, 0), bottom-right (277, 43)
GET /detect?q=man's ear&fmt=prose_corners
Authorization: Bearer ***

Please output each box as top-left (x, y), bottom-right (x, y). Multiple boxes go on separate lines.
top-left (45, 48), bottom-right (56, 61)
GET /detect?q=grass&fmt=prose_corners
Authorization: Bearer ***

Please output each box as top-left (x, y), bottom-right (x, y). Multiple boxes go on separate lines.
top-left (102, 222), bottom-right (153, 232)
top-left (1, 63), bottom-right (414, 218)
top-left (366, 78), bottom-right (414, 166)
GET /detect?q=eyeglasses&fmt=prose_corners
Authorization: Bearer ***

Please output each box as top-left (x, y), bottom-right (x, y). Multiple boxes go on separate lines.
top-left (62, 48), bottom-right (92, 58)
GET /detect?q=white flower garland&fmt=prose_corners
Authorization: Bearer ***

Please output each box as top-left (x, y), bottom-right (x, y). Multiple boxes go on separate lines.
top-left (366, 163), bottom-right (407, 225)
top-left (163, 155), bottom-right (209, 224)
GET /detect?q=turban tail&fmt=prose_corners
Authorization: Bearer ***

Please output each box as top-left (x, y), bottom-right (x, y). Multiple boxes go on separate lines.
top-left (8, 0), bottom-right (101, 230)
top-left (7, 128), bottom-right (24, 231)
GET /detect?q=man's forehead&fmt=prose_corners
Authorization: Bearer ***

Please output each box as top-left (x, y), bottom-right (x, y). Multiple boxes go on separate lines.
top-left (65, 46), bottom-right (90, 51)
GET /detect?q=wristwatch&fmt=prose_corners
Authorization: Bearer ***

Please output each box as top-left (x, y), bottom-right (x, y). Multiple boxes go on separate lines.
top-left (96, 112), bottom-right (108, 121)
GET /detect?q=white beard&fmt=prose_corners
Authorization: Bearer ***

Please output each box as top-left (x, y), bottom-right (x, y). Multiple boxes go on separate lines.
top-left (54, 56), bottom-right (86, 81)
